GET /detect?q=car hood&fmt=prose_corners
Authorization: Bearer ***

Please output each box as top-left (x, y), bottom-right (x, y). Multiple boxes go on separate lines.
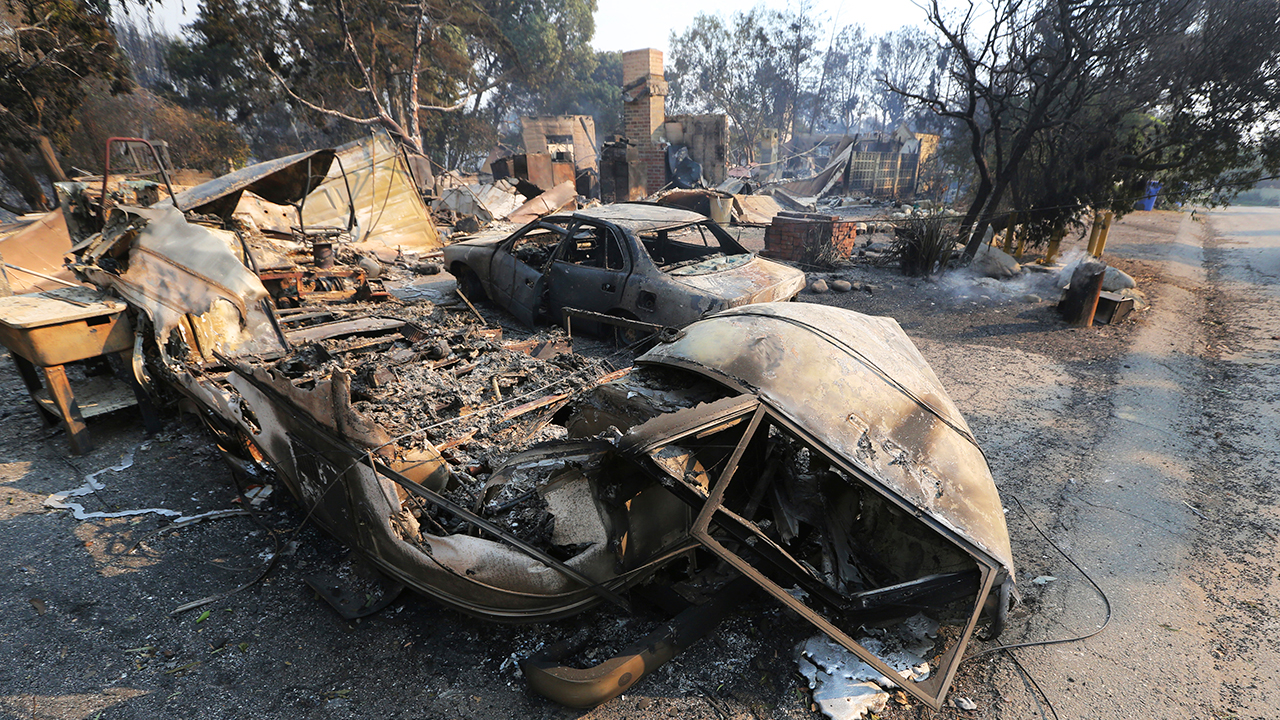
top-left (637, 302), bottom-right (1015, 575)
top-left (668, 255), bottom-right (807, 307)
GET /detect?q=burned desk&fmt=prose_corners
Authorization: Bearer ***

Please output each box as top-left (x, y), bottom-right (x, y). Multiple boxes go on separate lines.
top-left (0, 287), bottom-right (159, 454)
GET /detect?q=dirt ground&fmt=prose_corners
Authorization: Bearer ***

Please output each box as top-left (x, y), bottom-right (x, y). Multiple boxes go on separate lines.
top-left (1, 207), bottom-right (1275, 719)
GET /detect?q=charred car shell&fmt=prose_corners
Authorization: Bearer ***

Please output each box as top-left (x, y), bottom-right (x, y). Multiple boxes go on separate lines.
top-left (443, 204), bottom-right (807, 330)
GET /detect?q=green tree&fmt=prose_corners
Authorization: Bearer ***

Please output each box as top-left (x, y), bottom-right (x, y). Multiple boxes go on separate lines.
top-left (255, 0), bottom-right (597, 167)
top-left (64, 77), bottom-right (249, 174)
top-left (668, 7), bottom-right (803, 158)
top-left (164, 0), bottom-right (278, 125)
top-left (527, 50), bottom-right (622, 138)
top-left (895, 0), bottom-right (1280, 257)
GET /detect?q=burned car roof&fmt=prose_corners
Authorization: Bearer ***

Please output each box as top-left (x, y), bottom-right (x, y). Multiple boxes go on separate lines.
top-left (573, 203), bottom-right (708, 232)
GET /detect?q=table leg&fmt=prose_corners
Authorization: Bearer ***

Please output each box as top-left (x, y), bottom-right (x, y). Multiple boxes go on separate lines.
top-left (11, 355), bottom-right (56, 427)
top-left (12, 354), bottom-right (42, 394)
top-left (42, 364), bottom-right (91, 455)
top-left (117, 350), bottom-right (162, 434)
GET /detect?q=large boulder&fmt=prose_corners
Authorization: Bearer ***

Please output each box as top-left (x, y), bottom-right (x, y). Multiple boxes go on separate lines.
top-left (971, 234), bottom-right (1021, 279)
top-left (1102, 266), bottom-right (1137, 291)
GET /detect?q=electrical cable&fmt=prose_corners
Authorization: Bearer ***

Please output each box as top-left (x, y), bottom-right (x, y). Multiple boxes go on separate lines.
top-left (965, 493), bottom-right (1113, 660)
top-left (1009, 648), bottom-right (1060, 720)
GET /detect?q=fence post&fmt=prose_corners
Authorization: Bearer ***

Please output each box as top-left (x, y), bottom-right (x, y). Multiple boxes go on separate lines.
top-left (1093, 211), bottom-right (1114, 257)
top-left (1040, 225), bottom-right (1065, 265)
top-left (1003, 212), bottom-right (1019, 253)
top-left (1085, 211), bottom-right (1104, 255)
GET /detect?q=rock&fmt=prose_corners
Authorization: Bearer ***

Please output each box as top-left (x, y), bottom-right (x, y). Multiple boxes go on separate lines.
top-left (809, 279), bottom-right (829, 294)
top-left (1020, 293), bottom-right (1042, 303)
top-left (971, 238), bottom-right (1021, 279)
top-left (955, 697), bottom-right (978, 711)
top-left (1102, 266), bottom-right (1136, 291)
top-left (357, 255), bottom-right (383, 279)
top-left (861, 284), bottom-right (877, 295)
top-left (413, 262), bottom-right (442, 275)
top-left (1119, 287), bottom-right (1149, 311)
top-left (830, 280), bottom-right (852, 292)
top-left (637, 698), bottom-right (653, 710)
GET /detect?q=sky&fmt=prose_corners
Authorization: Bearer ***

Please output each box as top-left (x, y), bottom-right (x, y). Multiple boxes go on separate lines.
top-left (590, 0), bottom-right (929, 54)
top-left (139, 0), bottom-right (931, 55)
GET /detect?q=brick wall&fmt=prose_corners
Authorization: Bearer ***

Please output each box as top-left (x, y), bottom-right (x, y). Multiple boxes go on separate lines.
top-left (763, 212), bottom-right (858, 265)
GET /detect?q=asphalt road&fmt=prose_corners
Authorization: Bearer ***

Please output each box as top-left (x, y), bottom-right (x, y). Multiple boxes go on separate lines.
top-left (950, 207), bottom-right (1280, 720)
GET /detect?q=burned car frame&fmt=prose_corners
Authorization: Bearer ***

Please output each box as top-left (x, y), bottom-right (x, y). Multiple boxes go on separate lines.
top-left (443, 204), bottom-right (807, 332)
top-left (54, 151), bottom-right (1014, 712)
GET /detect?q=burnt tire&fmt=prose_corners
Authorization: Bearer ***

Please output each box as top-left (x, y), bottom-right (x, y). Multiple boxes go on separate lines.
top-left (609, 310), bottom-right (651, 347)
top-left (452, 264), bottom-right (487, 302)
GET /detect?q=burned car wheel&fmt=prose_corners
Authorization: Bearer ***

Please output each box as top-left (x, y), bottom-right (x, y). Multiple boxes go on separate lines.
top-left (452, 264), bottom-right (487, 301)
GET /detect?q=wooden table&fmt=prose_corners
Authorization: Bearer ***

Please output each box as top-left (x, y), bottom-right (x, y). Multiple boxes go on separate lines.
top-left (0, 287), bottom-right (159, 454)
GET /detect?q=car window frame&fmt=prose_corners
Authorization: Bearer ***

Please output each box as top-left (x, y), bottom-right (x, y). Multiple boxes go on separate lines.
top-left (502, 217), bottom-right (574, 274)
top-left (552, 219), bottom-right (632, 274)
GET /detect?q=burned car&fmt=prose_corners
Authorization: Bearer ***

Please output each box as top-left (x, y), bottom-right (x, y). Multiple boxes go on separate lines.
top-left (55, 150), bottom-right (1013, 712)
top-left (443, 204), bottom-right (807, 332)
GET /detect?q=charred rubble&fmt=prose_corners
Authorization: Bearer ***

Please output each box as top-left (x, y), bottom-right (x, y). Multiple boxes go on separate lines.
top-left (45, 139), bottom-right (1017, 713)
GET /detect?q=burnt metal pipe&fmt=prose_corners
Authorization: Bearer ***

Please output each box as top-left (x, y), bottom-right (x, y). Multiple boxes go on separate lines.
top-left (522, 577), bottom-right (751, 708)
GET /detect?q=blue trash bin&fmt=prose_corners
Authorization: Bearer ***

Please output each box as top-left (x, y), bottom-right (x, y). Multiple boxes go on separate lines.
top-left (1135, 181), bottom-right (1161, 211)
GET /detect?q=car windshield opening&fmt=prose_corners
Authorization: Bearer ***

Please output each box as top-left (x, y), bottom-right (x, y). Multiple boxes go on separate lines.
top-left (640, 222), bottom-right (737, 270)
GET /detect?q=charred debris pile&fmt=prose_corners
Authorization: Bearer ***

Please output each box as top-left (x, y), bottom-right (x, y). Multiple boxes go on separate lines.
top-left (251, 300), bottom-right (635, 545)
top-left (44, 137), bottom-right (1019, 713)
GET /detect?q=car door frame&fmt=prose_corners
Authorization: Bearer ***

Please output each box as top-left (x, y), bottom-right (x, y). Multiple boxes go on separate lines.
top-left (545, 218), bottom-right (633, 325)
top-left (489, 219), bottom-right (569, 326)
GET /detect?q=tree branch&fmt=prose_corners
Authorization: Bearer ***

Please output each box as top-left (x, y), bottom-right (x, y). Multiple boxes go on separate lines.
top-left (257, 53), bottom-right (381, 125)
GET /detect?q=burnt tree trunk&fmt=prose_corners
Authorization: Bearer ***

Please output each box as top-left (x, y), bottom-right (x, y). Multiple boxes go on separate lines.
top-left (2, 147), bottom-right (50, 212)
top-left (36, 136), bottom-right (68, 185)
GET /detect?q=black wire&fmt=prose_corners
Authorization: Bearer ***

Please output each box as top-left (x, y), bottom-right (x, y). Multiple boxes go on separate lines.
top-left (1009, 648), bottom-right (1060, 720)
top-left (965, 493), bottom-right (1113, 660)
top-left (957, 172), bottom-right (1280, 222)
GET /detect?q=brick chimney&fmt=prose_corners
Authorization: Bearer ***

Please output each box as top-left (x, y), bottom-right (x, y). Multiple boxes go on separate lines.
top-left (622, 49), bottom-right (668, 196)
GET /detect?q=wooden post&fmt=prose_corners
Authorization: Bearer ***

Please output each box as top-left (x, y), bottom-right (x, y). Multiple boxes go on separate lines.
top-left (1058, 259), bottom-right (1107, 327)
top-left (1086, 211), bottom-right (1104, 256)
top-left (1003, 212), bottom-right (1018, 253)
top-left (1094, 211), bottom-right (1114, 257)
top-left (891, 153), bottom-right (902, 199)
top-left (1040, 225), bottom-right (1066, 265)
